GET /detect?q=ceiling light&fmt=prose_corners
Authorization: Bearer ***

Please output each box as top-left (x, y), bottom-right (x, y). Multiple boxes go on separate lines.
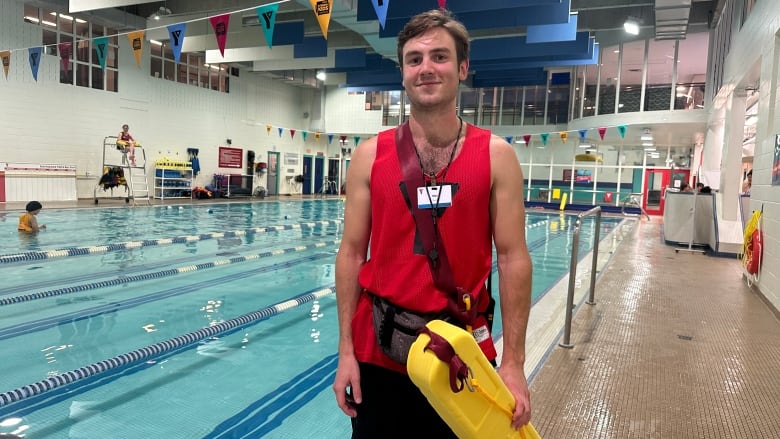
top-left (640, 129), bottom-right (653, 141)
top-left (579, 143), bottom-right (591, 148)
top-left (316, 70), bottom-right (326, 81)
top-left (624, 17), bottom-right (640, 35)
top-left (514, 138), bottom-right (525, 144)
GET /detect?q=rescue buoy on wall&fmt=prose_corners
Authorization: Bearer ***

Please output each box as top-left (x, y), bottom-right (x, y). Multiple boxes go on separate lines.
top-left (745, 229), bottom-right (762, 275)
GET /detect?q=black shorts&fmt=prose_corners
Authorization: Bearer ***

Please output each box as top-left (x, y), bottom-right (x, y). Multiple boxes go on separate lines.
top-left (350, 362), bottom-right (457, 439)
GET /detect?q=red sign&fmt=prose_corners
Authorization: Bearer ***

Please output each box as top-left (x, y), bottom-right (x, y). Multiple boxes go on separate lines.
top-left (219, 146), bottom-right (243, 168)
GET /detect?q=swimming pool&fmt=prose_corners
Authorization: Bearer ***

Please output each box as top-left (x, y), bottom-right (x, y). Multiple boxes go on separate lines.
top-left (0, 201), bottom-right (625, 438)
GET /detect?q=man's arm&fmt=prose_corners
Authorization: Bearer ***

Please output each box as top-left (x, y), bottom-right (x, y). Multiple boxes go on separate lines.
top-left (489, 134), bottom-right (533, 428)
top-left (333, 137), bottom-right (375, 417)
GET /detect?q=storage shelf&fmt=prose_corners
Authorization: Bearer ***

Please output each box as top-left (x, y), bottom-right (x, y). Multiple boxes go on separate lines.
top-left (154, 166), bottom-right (193, 200)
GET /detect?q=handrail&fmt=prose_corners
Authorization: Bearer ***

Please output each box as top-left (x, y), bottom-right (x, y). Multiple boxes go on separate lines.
top-left (620, 192), bottom-right (650, 221)
top-left (559, 206), bottom-right (602, 349)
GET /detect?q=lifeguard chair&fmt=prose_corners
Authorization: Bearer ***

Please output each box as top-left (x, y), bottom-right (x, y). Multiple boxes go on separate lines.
top-left (94, 136), bottom-right (150, 205)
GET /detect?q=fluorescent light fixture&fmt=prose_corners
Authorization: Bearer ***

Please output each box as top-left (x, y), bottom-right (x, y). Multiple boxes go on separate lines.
top-left (624, 18), bottom-right (640, 35)
top-left (316, 70), bottom-right (326, 81)
top-left (579, 143), bottom-right (591, 148)
top-left (640, 134), bottom-right (653, 141)
top-left (642, 142), bottom-right (654, 147)
top-left (514, 138), bottom-right (525, 144)
top-left (149, 39), bottom-right (163, 46)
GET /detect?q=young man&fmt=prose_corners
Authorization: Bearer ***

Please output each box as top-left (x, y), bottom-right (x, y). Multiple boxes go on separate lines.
top-left (333, 9), bottom-right (533, 437)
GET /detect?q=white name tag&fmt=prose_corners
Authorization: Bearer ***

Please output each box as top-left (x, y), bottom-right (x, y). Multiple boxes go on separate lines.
top-left (417, 185), bottom-right (452, 209)
top-left (472, 325), bottom-right (490, 343)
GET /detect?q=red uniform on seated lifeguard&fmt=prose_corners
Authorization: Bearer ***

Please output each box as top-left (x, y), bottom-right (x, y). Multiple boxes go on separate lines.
top-left (117, 124), bottom-right (137, 166)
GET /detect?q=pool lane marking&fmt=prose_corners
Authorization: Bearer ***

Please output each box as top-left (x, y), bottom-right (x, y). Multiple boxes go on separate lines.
top-left (0, 286), bottom-right (336, 410)
top-left (0, 238), bottom-right (341, 307)
top-left (0, 219), bottom-right (344, 264)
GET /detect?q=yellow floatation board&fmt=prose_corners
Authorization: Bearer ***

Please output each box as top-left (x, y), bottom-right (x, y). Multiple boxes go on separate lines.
top-left (408, 320), bottom-right (541, 439)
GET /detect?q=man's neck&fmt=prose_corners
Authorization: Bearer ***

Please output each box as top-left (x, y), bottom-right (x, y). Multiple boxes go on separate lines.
top-left (409, 110), bottom-right (462, 148)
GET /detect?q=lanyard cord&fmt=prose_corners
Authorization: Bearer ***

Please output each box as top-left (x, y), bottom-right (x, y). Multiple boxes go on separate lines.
top-left (411, 117), bottom-right (464, 264)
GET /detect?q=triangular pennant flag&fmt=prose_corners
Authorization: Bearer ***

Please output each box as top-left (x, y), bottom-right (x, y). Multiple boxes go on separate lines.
top-left (28, 47), bottom-right (42, 81)
top-left (58, 42), bottom-right (72, 73)
top-left (93, 37), bottom-right (108, 70)
top-left (256, 4), bottom-right (279, 49)
top-left (340, 135), bottom-right (347, 144)
top-left (438, 0), bottom-right (447, 8)
top-left (328, 134), bottom-right (334, 144)
top-left (540, 133), bottom-right (549, 146)
top-left (505, 136), bottom-right (513, 145)
top-left (560, 131), bottom-right (568, 143)
top-left (210, 14), bottom-right (231, 57)
top-left (278, 127), bottom-right (283, 137)
top-left (578, 129), bottom-right (588, 143)
top-left (290, 129), bottom-right (296, 139)
top-left (310, 0), bottom-right (333, 40)
top-left (167, 23), bottom-right (186, 64)
top-left (598, 127), bottom-right (607, 140)
top-left (371, 0), bottom-right (389, 29)
top-left (302, 131), bottom-right (308, 141)
top-left (523, 134), bottom-right (531, 147)
top-left (0, 51), bottom-right (10, 79)
top-left (354, 136), bottom-right (361, 145)
top-left (266, 125), bottom-right (272, 135)
top-left (617, 125), bottom-right (627, 138)
top-left (127, 31), bottom-right (144, 68)
top-left (315, 132), bottom-right (321, 141)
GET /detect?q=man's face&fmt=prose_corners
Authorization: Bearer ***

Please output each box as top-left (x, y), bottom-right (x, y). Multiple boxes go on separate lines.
top-left (400, 28), bottom-right (468, 110)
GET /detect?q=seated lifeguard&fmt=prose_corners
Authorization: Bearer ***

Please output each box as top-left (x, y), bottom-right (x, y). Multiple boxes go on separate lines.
top-left (116, 124), bottom-right (140, 166)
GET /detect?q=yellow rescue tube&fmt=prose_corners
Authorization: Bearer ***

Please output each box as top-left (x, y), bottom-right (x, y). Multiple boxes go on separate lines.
top-left (408, 320), bottom-right (541, 439)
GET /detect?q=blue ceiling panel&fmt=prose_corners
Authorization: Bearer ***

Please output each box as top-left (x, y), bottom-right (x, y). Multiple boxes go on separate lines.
top-left (378, 1), bottom-right (571, 38)
top-left (469, 42), bottom-right (598, 70)
top-left (329, 54), bottom-right (398, 73)
top-left (334, 48), bottom-right (368, 69)
top-left (293, 36), bottom-right (328, 58)
top-left (344, 69), bottom-right (403, 88)
top-left (470, 68), bottom-right (549, 88)
top-left (356, 0), bottom-right (565, 22)
top-left (526, 13), bottom-right (578, 43)
top-left (470, 32), bottom-right (592, 62)
top-left (273, 21), bottom-right (305, 46)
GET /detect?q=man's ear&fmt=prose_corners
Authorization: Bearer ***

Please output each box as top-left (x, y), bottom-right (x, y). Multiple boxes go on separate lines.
top-left (459, 60), bottom-right (469, 81)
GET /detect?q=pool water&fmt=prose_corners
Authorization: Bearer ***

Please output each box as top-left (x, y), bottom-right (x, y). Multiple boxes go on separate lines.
top-left (0, 201), bottom-right (623, 438)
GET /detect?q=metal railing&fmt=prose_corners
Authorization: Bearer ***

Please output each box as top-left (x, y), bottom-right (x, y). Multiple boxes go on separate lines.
top-left (559, 206), bottom-right (602, 349)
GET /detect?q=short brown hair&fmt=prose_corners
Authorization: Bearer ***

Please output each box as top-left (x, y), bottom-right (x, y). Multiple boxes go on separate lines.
top-left (397, 9), bottom-right (470, 67)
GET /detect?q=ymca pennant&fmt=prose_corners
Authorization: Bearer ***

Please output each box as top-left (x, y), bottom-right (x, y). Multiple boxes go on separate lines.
top-left (58, 42), bottom-right (72, 73)
top-left (167, 23), bottom-right (186, 64)
top-left (93, 37), bottom-right (108, 70)
top-left (210, 14), bottom-right (231, 57)
top-left (340, 135), bottom-right (347, 144)
top-left (354, 136), bottom-right (361, 145)
top-left (278, 127), bottom-right (283, 137)
top-left (617, 125), bottom-right (627, 138)
top-left (438, 0), bottom-right (446, 8)
top-left (523, 134), bottom-right (531, 147)
top-left (266, 125), bottom-right (272, 135)
top-left (28, 47), bottom-right (42, 81)
top-left (540, 133), bottom-right (549, 146)
top-left (598, 127), bottom-right (607, 140)
top-left (315, 132), bottom-right (321, 141)
top-left (127, 31), bottom-right (144, 68)
top-left (290, 129), bottom-right (296, 139)
top-left (560, 131), bottom-right (568, 143)
top-left (255, 4), bottom-right (279, 48)
top-left (302, 131), bottom-right (308, 141)
top-left (505, 136), bottom-right (513, 145)
top-left (578, 129), bottom-right (588, 143)
top-left (371, 0), bottom-right (389, 29)
top-left (0, 51), bottom-right (10, 79)
top-left (310, 0), bottom-right (333, 40)
top-left (328, 134), bottom-right (334, 144)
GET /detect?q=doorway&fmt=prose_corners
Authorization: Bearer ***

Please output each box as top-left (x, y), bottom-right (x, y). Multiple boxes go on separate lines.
top-left (267, 151), bottom-right (279, 196)
top-left (643, 168), bottom-right (670, 215)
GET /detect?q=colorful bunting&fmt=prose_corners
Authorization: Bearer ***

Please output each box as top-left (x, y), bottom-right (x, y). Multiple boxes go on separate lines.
top-left (354, 136), bottom-right (361, 146)
top-left (278, 127), bottom-right (283, 137)
top-left (167, 23), bottom-right (187, 64)
top-left (617, 125), bottom-right (627, 138)
top-left (328, 134), bottom-right (334, 144)
top-left (302, 131), bottom-right (308, 141)
top-left (314, 132), bottom-right (321, 141)
top-left (28, 47), bottom-right (42, 81)
top-left (578, 129), bottom-right (588, 143)
top-left (209, 14), bottom-right (231, 57)
top-left (127, 31), bottom-right (144, 68)
top-left (523, 134), bottom-right (531, 147)
top-left (266, 125), bottom-right (272, 136)
top-left (290, 129), bottom-right (296, 139)
top-left (340, 135), bottom-right (347, 144)
top-left (438, 0), bottom-right (447, 8)
top-left (371, 0), bottom-right (390, 30)
top-left (505, 136), bottom-right (513, 145)
top-left (310, 0), bottom-right (333, 40)
top-left (93, 37), bottom-right (108, 70)
top-left (559, 131), bottom-right (568, 143)
top-left (58, 42), bottom-right (72, 73)
top-left (256, 4), bottom-right (279, 49)
top-left (540, 133), bottom-right (549, 146)
top-left (598, 127), bottom-right (607, 140)
top-left (0, 51), bottom-right (10, 79)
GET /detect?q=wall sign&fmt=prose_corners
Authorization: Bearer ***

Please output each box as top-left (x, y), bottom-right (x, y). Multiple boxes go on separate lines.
top-left (219, 146), bottom-right (243, 168)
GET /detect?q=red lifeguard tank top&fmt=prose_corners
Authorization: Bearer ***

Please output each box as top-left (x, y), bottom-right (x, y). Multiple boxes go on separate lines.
top-left (352, 123), bottom-right (494, 373)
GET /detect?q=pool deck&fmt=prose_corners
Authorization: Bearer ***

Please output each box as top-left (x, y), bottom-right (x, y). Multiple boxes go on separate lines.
top-left (3, 199), bottom-right (779, 437)
top-left (528, 216), bottom-right (780, 438)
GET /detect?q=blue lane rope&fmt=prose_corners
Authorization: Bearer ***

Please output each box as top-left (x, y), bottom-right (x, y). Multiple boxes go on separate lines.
top-left (0, 286), bottom-right (336, 409)
top-left (0, 219), bottom-right (343, 264)
top-left (0, 238), bottom-right (341, 307)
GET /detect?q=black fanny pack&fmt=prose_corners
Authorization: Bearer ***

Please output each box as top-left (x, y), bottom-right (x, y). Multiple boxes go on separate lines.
top-left (372, 295), bottom-right (451, 365)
